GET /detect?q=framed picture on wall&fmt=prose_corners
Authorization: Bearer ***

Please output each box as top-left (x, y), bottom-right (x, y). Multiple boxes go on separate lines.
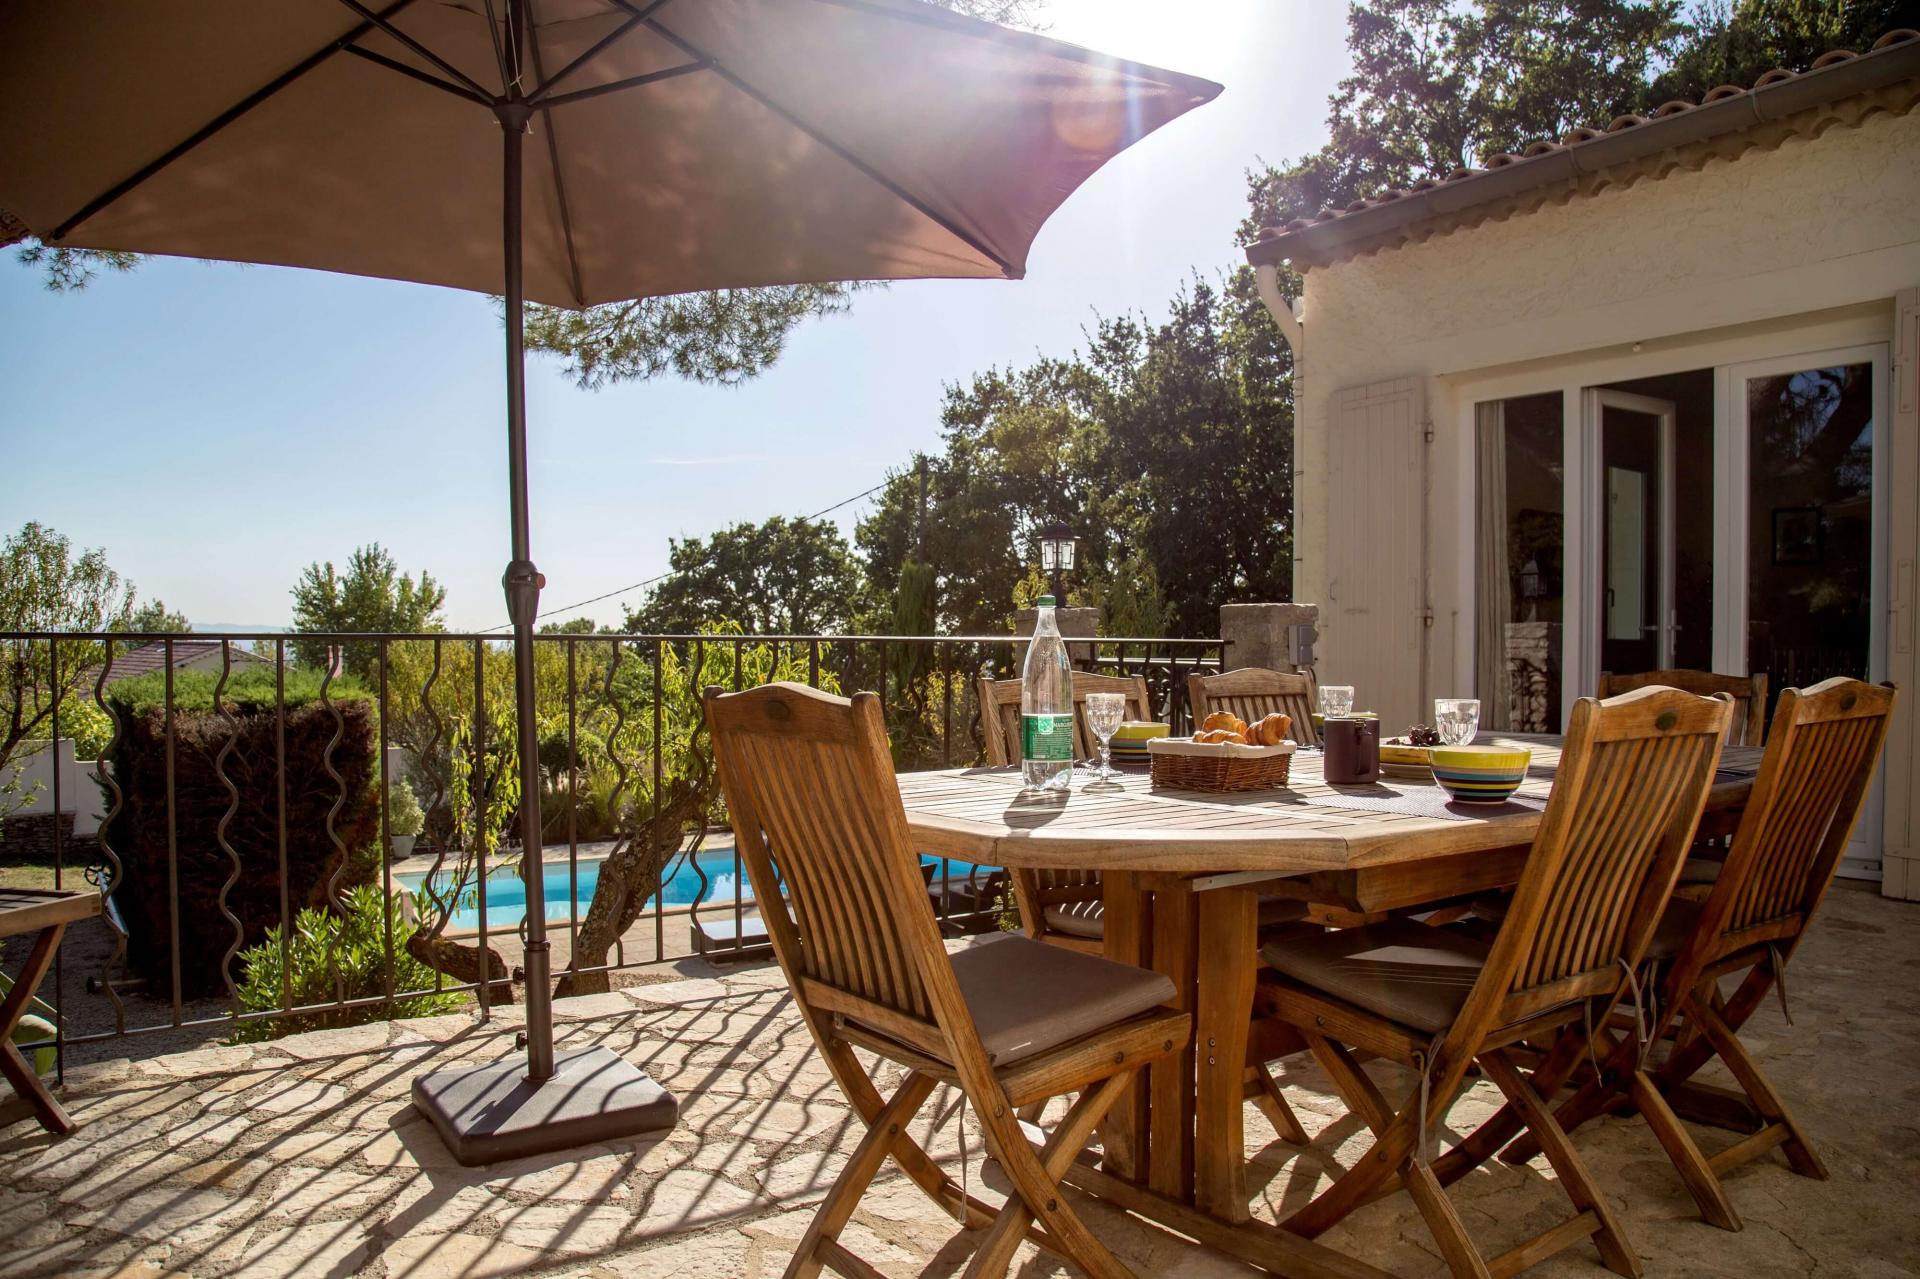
top-left (1772, 506), bottom-right (1824, 566)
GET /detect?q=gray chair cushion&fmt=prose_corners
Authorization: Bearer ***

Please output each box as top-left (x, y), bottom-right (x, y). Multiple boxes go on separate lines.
top-left (1261, 918), bottom-right (1491, 1034)
top-left (946, 935), bottom-right (1176, 1065)
top-left (1043, 897), bottom-right (1105, 938)
top-left (1044, 895), bottom-right (1308, 941)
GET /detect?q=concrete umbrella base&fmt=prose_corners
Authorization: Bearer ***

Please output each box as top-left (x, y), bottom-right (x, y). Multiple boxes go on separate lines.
top-left (412, 1044), bottom-right (678, 1166)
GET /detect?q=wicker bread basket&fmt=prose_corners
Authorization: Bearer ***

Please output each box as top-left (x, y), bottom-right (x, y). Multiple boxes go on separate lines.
top-left (1147, 737), bottom-right (1295, 793)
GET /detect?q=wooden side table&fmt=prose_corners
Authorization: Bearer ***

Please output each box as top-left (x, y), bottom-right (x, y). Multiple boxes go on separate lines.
top-left (1, 888), bottom-right (100, 1134)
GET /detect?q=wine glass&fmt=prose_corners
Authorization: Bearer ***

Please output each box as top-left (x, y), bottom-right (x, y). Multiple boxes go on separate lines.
top-left (1435, 698), bottom-right (1481, 746)
top-left (1319, 685), bottom-right (1355, 719)
top-left (1084, 692), bottom-right (1127, 790)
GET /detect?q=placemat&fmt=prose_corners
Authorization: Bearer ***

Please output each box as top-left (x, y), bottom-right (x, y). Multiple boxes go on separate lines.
top-left (1275, 768), bottom-right (1755, 823)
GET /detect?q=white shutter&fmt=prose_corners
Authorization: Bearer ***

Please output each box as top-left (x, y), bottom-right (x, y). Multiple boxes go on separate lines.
top-left (1325, 377), bottom-right (1429, 730)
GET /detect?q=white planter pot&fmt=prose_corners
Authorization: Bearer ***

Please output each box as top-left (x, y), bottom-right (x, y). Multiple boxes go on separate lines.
top-left (390, 834), bottom-right (417, 860)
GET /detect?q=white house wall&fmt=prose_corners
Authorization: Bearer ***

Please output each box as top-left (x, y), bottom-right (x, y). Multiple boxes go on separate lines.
top-left (1291, 106), bottom-right (1920, 872)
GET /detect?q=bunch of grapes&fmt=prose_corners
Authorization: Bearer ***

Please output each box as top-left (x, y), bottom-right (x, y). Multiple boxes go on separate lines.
top-left (1407, 724), bottom-right (1441, 747)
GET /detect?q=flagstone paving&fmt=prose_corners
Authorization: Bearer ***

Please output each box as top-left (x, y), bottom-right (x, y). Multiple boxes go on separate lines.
top-left (2, 883), bottom-right (1915, 1279)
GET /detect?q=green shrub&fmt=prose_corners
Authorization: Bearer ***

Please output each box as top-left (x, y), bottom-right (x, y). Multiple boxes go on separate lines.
top-left (231, 882), bottom-right (465, 1042)
top-left (102, 668), bottom-right (382, 997)
top-left (387, 778), bottom-right (425, 838)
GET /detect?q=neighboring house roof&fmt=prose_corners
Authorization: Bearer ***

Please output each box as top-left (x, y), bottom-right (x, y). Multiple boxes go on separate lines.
top-left (106, 639), bottom-right (270, 682)
top-left (1245, 28), bottom-right (1920, 272)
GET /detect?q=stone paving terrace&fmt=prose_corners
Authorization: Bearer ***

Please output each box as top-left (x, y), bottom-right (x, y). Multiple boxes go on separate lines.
top-left (3, 884), bottom-right (1915, 1279)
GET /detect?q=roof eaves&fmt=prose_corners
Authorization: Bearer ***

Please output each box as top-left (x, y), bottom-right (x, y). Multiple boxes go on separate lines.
top-left (1245, 30), bottom-right (1920, 270)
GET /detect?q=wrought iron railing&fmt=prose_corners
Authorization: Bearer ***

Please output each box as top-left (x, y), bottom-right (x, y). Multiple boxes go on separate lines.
top-left (0, 629), bottom-right (1224, 1066)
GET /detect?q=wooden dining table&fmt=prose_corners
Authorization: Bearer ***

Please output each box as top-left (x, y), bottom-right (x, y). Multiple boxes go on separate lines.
top-left (896, 733), bottom-right (1764, 1279)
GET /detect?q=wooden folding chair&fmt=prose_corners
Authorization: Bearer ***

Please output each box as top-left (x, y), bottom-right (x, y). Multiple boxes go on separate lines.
top-left (1499, 677), bottom-right (1894, 1231)
top-left (1257, 686), bottom-right (1732, 1277)
top-left (1186, 667), bottom-right (1320, 747)
top-left (1598, 669), bottom-right (1769, 747)
top-left (705, 682), bottom-right (1191, 1279)
top-left (977, 672), bottom-right (1153, 955)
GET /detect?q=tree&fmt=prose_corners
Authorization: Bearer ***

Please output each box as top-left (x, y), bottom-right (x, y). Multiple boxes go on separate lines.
top-left (289, 543), bottom-right (446, 676)
top-left (1241, 0), bottom-right (1916, 238)
top-left (122, 598), bottom-right (192, 634)
top-left (855, 275), bottom-right (1293, 637)
top-left (1, 522), bottom-right (135, 815)
top-left (624, 516), bottom-right (868, 636)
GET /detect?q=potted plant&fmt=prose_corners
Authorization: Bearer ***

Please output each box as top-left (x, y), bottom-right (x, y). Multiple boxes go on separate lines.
top-left (388, 778), bottom-right (425, 860)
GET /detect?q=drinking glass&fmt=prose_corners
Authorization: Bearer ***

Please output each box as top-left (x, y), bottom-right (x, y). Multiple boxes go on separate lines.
top-left (1084, 692), bottom-right (1127, 789)
top-left (1435, 698), bottom-right (1481, 746)
top-left (1319, 685), bottom-right (1355, 719)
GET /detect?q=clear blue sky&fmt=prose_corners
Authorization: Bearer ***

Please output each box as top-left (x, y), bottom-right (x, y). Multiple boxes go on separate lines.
top-left (0, 2), bottom-right (1349, 633)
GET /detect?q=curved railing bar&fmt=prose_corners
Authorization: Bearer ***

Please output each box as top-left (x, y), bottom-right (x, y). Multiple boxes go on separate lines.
top-left (87, 637), bottom-right (128, 1033)
top-left (318, 656), bottom-right (350, 1005)
top-left (601, 637), bottom-right (632, 966)
top-left (212, 641), bottom-right (245, 1015)
top-left (413, 641), bottom-right (455, 972)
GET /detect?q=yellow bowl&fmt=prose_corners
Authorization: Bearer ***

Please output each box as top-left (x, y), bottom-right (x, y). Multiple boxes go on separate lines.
top-left (1112, 721), bottom-right (1171, 742)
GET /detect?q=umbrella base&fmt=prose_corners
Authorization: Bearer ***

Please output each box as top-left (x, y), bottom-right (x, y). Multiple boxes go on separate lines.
top-left (412, 1045), bottom-right (678, 1166)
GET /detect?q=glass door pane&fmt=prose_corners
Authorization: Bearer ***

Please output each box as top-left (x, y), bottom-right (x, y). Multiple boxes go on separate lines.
top-left (1475, 393), bottom-right (1563, 732)
top-left (1746, 364), bottom-right (1875, 694)
top-left (1596, 394), bottom-right (1674, 676)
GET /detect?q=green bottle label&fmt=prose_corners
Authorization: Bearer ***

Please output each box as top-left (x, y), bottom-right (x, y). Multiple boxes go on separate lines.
top-left (1021, 713), bottom-right (1072, 762)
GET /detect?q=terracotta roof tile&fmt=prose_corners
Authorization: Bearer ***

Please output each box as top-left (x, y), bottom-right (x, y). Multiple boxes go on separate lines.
top-left (1245, 27), bottom-right (1920, 268)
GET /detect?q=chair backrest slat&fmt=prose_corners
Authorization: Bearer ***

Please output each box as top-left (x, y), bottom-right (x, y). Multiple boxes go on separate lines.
top-left (1699, 679), bottom-right (1894, 955)
top-left (707, 682), bottom-right (951, 1024)
top-left (1187, 667), bottom-right (1318, 746)
top-left (1597, 668), bottom-right (1769, 746)
top-left (977, 671), bottom-right (1153, 766)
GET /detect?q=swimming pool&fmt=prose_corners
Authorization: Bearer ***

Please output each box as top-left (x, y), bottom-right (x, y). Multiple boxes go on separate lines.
top-left (393, 847), bottom-right (988, 932)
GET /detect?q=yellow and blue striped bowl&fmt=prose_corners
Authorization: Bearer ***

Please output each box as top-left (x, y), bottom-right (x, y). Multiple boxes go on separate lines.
top-left (1109, 721), bottom-right (1169, 767)
top-left (1429, 745), bottom-right (1531, 804)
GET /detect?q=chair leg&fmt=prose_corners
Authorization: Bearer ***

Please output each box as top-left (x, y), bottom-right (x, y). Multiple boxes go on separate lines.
top-left (1249, 1061), bottom-right (1310, 1145)
top-left (1688, 996), bottom-right (1827, 1180)
top-left (1628, 1067), bottom-right (1742, 1231)
top-left (1498, 1024), bottom-right (1636, 1169)
top-left (1282, 1035), bottom-right (1421, 1238)
top-left (817, 1038), bottom-right (996, 1230)
top-left (785, 1072), bottom-right (938, 1279)
top-left (1438, 1021), bottom-right (1596, 1181)
top-left (1479, 1050), bottom-right (1639, 1278)
top-left (967, 1072), bottom-right (1134, 1279)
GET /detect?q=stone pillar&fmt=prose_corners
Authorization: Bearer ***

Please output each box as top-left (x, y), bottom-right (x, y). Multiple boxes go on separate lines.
top-left (1218, 603), bottom-right (1320, 673)
top-left (1012, 606), bottom-right (1101, 666)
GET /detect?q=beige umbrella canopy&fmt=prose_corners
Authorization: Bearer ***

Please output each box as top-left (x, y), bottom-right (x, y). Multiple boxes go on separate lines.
top-left (0, 0), bottom-right (1218, 1165)
top-left (1, 0), bottom-right (1220, 304)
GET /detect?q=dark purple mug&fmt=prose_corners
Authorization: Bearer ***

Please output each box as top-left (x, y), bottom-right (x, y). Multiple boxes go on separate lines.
top-left (1322, 716), bottom-right (1379, 785)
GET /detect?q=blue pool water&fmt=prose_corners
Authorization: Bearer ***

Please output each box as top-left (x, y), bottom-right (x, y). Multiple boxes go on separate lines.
top-left (395, 847), bottom-right (985, 933)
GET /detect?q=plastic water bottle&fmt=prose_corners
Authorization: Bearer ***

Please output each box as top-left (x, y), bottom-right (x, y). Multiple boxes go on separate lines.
top-left (1021, 595), bottom-right (1074, 793)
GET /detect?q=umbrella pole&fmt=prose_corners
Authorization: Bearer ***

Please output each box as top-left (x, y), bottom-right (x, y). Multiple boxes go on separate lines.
top-left (410, 97), bottom-right (678, 1164)
top-left (498, 104), bottom-right (556, 1085)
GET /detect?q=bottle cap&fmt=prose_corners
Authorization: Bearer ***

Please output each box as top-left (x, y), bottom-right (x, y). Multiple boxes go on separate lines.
top-left (1036, 594), bottom-right (1055, 607)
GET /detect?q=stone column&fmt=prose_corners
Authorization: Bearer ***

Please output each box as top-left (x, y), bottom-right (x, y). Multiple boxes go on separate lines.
top-left (1218, 603), bottom-right (1320, 673)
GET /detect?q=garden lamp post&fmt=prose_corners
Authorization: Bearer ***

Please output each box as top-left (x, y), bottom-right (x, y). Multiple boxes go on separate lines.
top-left (1038, 521), bottom-right (1078, 603)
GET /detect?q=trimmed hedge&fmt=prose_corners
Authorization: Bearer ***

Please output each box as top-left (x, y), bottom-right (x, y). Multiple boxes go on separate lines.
top-left (102, 669), bottom-right (381, 999)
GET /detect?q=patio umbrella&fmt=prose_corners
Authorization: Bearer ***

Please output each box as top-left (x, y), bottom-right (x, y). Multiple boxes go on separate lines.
top-left (0, 0), bottom-right (1219, 1163)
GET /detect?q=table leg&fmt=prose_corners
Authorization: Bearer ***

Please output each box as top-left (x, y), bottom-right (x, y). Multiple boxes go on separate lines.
top-left (1195, 885), bottom-right (1257, 1222)
top-left (1101, 871), bottom-right (1150, 1182)
top-left (0, 923), bottom-right (74, 1135)
top-left (1148, 878), bottom-right (1197, 1200)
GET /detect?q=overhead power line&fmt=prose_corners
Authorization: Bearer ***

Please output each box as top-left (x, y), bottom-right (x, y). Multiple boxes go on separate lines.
top-left (483, 478), bottom-right (894, 633)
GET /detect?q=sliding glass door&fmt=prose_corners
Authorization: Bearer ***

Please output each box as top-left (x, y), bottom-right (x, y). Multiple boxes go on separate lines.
top-left (1717, 346), bottom-right (1888, 876)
